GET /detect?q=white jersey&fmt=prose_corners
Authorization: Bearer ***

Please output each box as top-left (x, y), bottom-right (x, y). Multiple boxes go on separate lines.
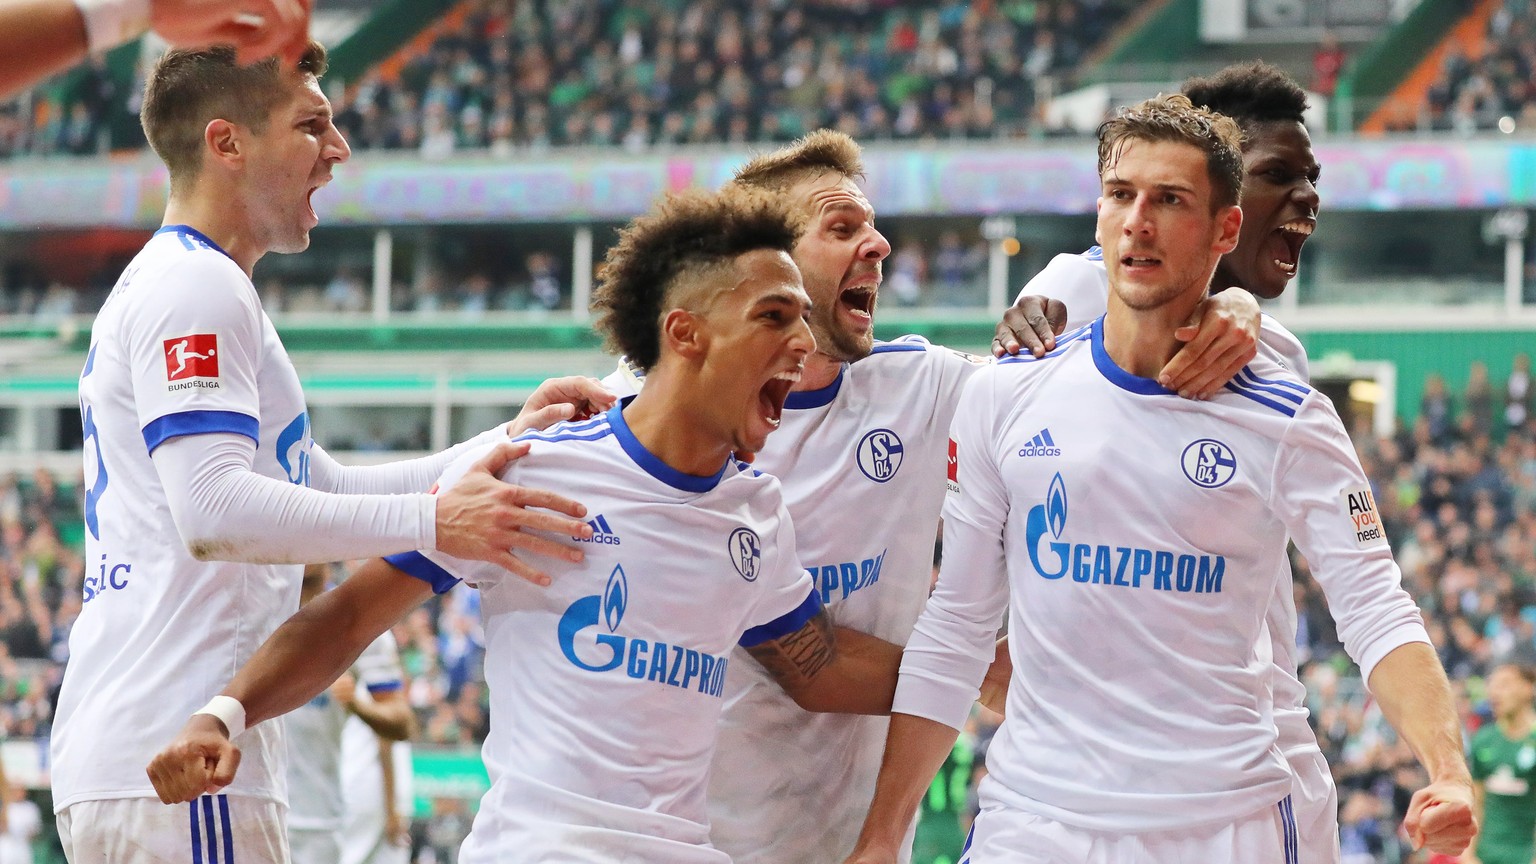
top-left (55, 226), bottom-right (313, 811)
top-left (384, 404), bottom-right (819, 864)
top-left (1021, 247), bottom-right (1316, 752)
top-left (287, 632), bottom-right (404, 832)
top-left (899, 317), bottom-right (1430, 832)
top-left (608, 340), bottom-right (984, 863)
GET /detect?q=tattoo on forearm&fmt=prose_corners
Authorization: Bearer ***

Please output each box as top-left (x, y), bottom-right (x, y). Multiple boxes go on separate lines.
top-left (749, 612), bottom-right (836, 685)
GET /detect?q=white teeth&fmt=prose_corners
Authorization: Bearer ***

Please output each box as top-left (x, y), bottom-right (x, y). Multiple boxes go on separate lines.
top-left (1274, 259), bottom-right (1297, 274)
top-left (1278, 220), bottom-right (1314, 236)
top-left (766, 416), bottom-right (780, 428)
top-left (771, 370), bottom-right (802, 382)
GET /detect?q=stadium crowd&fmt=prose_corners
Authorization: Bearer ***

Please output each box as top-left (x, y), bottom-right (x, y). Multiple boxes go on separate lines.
top-left (1412, 0), bottom-right (1536, 134)
top-left (0, 351), bottom-right (1530, 861)
top-left (0, 0), bottom-right (1132, 160)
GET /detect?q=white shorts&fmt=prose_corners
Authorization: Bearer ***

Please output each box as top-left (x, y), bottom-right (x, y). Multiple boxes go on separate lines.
top-left (288, 826), bottom-right (342, 864)
top-left (958, 796), bottom-right (1299, 864)
top-left (1286, 748), bottom-right (1341, 864)
top-left (58, 794), bottom-right (289, 864)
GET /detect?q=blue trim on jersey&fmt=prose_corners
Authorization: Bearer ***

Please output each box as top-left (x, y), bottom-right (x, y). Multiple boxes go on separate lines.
top-left (189, 800), bottom-right (204, 864)
top-left (1235, 367), bottom-right (1310, 399)
top-left (784, 366), bottom-right (844, 409)
top-left (518, 413), bottom-right (615, 444)
top-left (1082, 245), bottom-right (1103, 261)
top-left (1222, 381), bottom-right (1299, 417)
top-left (868, 341), bottom-right (927, 354)
top-left (366, 680), bottom-right (404, 694)
top-left (1278, 794), bottom-right (1297, 863)
top-left (142, 410), bottom-right (260, 454)
top-left (995, 324), bottom-right (1092, 365)
top-left (609, 401), bottom-right (729, 492)
top-left (1230, 369), bottom-right (1307, 407)
top-left (217, 795), bottom-right (234, 863)
top-left (386, 551), bottom-right (461, 595)
top-left (201, 796), bottom-right (218, 863)
top-left (155, 225), bottom-right (235, 261)
top-left (1089, 316), bottom-right (1175, 395)
top-left (739, 590), bottom-right (823, 648)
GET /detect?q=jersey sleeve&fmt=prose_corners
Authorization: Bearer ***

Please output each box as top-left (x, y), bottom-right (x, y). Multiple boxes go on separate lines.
top-left (353, 630), bottom-right (405, 695)
top-left (599, 359), bottom-right (643, 399)
top-left (892, 367), bottom-right (1012, 731)
top-left (382, 439), bottom-right (519, 593)
top-left (1014, 250), bottom-right (1109, 332)
top-left (1271, 392), bottom-right (1430, 684)
top-left (738, 498), bottom-right (822, 648)
top-left (123, 251), bottom-right (266, 453)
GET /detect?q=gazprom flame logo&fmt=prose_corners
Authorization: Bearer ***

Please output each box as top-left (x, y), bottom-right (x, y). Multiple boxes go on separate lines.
top-left (604, 565), bottom-right (627, 632)
top-left (557, 564), bottom-right (630, 672)
top-left (1025, 473), bottom-right (1071, 579)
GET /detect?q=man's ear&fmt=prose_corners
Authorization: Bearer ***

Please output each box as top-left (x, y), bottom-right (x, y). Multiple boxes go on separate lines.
top-left (661, 307), bottom-right (706, 361)
top-left (1215, 205), bottom-right (1242, 255)
top-left (204, 119), bottom-right (243, 171)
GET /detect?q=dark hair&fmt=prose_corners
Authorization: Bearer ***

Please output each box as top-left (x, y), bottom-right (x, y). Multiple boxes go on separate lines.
top-left (1182, 62), bottom-right (1309, 132)
top-left (142, 41), bottom-right (329, 190)
top-left (1097, 94), bottom-right (1245, 211)
top-left (732, 129), bottom-right (864, 192)
top-left (592, 187), bottom-right (801, 371)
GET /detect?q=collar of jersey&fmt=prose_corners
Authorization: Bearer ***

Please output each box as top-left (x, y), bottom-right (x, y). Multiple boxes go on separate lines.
top-left (155, 224), bottom-right (235, 261)
top-left (1090, 316), bottom-right (1176, 396)
top-left (608, 398), bottom-right (730, 493)
top-left (783, 365), bottom-right (845, 409)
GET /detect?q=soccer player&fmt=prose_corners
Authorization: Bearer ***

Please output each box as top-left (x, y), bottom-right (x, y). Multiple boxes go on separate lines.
top-left (54, 44), bottom-right (607, 862)
top-left (844, 94), bottom-right (1476, 863)
top-left (604, 129), bottom-right (1263, 864)
top-left (1, 0), bottom-right (312, 98)
top-left (146, 186), bottom-right (908, 863)
top-left (996, 63), bottom-right (1339, 860)
top-left (286, 564), bottom-right (415, 864)
top-left (1466, 664), bottom-right (1536, 864)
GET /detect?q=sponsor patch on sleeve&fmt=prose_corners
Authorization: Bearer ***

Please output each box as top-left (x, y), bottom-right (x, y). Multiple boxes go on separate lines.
top-left (162, 333), bottom-right (220, 382)
top-left (1340, 483), bottom-right (1388, 549)
top-left (946, 437), bottom-right (961, 494)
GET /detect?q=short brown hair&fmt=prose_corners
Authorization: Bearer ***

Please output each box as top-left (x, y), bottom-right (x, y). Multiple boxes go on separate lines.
top-left (142, 41), bottom-right (329, 190)
top-left (592, 187), bottom-right (802, 371)
top-left (731, 129), bottom-right (864, 192)
top-left (1097, 94), bottom-right (1244, 211)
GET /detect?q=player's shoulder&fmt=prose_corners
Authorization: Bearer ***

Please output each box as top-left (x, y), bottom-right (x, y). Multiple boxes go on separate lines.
top-left (1256, 313), bottom-right (1310, 380)
top-left (864, 335), bottom-right (990, 371)
top-left (1043, 246), bottom-right (1108, 277)
top-left (1220, 352), bottom-right (1316, 420)
top-left (117, 227), bottom-right (253, 310)
top-left (993, 321), bottom-right (1095, 372)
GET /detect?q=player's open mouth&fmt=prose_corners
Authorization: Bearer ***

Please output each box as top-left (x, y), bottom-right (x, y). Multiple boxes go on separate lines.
top-left (838, 284), bottom-right (876, 325)
top-left (758, 368), bottom-right (802, 429)
top-left (1121, 255), bottom-right (1161, 271)
top-left (1267, 219), bottom-right (1314, 277)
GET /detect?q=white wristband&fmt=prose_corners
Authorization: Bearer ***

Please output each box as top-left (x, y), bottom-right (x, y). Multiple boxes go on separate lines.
top-left (73, 0), bottom-right (152, 54)
top-left (193, 695), bottom-right (247, 739)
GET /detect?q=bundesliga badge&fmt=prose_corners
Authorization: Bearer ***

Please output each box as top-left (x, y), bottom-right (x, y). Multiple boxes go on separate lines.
top-left (163, 334), bottom-right (219, 381)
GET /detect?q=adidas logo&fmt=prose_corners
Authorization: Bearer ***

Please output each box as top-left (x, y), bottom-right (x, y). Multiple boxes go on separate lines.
top-left (577, 514), bottom-right (622, 546)
top-left (1016, 428), bottom-right (1061, 458)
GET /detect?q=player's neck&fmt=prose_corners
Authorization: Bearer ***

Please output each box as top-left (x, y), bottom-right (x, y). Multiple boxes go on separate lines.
top-left (1497, 707), bottom-right (1535, 738)
top-left (1100, 293), bottom-right (1201, 380)
top-left (163, 192), bottom-right (264, 277)
top-left (797, 352), bottom-right (843, 392)
top-left (621, 379), bottom-right (734, 478)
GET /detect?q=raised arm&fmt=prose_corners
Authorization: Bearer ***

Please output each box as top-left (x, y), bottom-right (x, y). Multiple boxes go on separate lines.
top-left (145, 559), bottom-right (432, 803)
top-left (744, 610), bottom-right (901, 715)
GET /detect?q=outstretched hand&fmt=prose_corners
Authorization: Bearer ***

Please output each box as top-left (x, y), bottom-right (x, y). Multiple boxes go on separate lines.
top-left (151, 0), bottom-right (313, 66)
top-left (508, 376), bottom-right (617, 436)
top-left (434, 442), bottom-right (591, 587)
top-left (146, 714), bottom-right (241, 804)
top-left (992, 295), bottom-right (1068, 358)
top-left (1158, 289), bottom-right (1260, 399)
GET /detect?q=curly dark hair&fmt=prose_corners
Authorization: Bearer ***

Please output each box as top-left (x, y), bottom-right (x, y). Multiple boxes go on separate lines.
top-left (1097, 94), bottom-right (1245, 212)
top-left (591, 188), bottom-right (801, 371)
top-left (1182, 62), bottom-right (1309, 132)
top-left (732, 129), bottom-right (865, 192)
